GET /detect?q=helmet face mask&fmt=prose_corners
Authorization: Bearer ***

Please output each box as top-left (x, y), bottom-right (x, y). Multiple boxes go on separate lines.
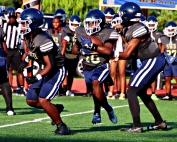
top-left (84, 9), bottom-right (105, 36)
top-left (84, 18), bottom-right (102, 35)
top-left (146, 16), bottom-right (158, 32)
top-left (104, 7), bottom-right (115, 24)
top-left (163, 21), bottom-right (177, 37)
top-left (69, 15), bottom-right (81, 32)
top-left (111, 14), bottom-right (122, 27)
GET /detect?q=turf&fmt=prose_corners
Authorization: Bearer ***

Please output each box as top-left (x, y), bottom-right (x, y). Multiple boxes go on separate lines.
top-left (0, 94), bottom-right (176, 142)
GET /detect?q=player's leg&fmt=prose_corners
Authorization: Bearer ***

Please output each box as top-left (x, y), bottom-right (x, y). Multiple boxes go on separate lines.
top-left (12, 50), bottom-right (26, 96)
top-left (162, 64), bottom-right (173, 100)
top-left (118, 59), bottom-right (127, 100)
top-left (107, 60), bottom-right (117, 99)
top-left (91, 64), bottom-right (117, 124)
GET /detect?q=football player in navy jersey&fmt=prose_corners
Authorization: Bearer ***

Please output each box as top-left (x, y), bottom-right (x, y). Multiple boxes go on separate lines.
top-left (117, 2), bottom-right (167, 132)
top-left (18, 8), bottom-right (70, 135)
top-left (72, 9), bottom-right (118, 124)
top-left (159, 21), bottom-right (177, 100)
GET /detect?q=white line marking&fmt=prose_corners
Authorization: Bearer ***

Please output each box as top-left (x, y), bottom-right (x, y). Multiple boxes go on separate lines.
top-left (0, 103), bottom-right (143, 128)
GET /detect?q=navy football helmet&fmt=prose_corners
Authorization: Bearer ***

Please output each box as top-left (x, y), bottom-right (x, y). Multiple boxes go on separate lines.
top-left (103, 7), bottom-right (115, 24)
top-left (140, 15), bottom-right (146, 24)
top-left (54, 8), bottom-right (67, 26)
top-left (69, 14), bottom-right (81, 32)
top-left (146, 16), bottom-right (158, 32)
top-left (118, 2), bottom-right (141, 26)
top-left (5, 7), bottom-right (15, 15)
top-left (111, 14), bottom-right (122, 28)
top-left (19, 8), bottom-right (44, 35)
top-left (163, 21), bottom-right (177, 37)
top-left (84, 9), bottom-right (105, 35)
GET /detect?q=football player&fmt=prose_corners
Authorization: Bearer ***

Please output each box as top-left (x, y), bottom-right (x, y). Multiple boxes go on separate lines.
top-left (62, 14), bottom-right (81, 96)
top-left (146, 15), bottom-right (164, 101)
top-left (159, 21), bottom-right (177, 100)
top-left (72, 9), bottom-right (118, 124)
top-left (47, 12), bottom-right (69, 95)
top-left (103, 7), bottom-right (115, 26)
top-left (107, 13), bottom-right (127, 100)
top-left (117, 2), bottom-right (167, 132)
top-left (18, 8), bottom-right (70, 135)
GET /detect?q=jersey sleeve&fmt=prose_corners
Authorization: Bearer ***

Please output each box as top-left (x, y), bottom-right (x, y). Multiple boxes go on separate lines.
top-left (61, 30), bottom-right (70, 42)
top-left (39, 38), bottom-right (54, 55)
top-left (132, 24), bottom-right (148, 39)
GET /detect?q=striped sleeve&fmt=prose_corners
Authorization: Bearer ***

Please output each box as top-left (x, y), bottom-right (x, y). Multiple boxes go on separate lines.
top-left (109, 29), bottom-right (118, 40)
top-left (132, 26), bottom-right (148, 38)
top-left (40, 40), bottom-right (54, 53)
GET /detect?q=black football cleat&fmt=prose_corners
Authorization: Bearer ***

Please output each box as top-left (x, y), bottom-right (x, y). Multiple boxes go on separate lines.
top-left (51, 104), bottom-right (64, 125)
top-left (55, 123), bottom-right (70, 135)
top-left (147, 121), bottom-right (167, 131)
top-left (121, 125), bottom-right (143, 133)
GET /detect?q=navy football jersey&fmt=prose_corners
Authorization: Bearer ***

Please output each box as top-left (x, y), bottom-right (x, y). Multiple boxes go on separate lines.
top-left (159, 34), bottom-right (177, 57)
top-left (47, 28), bottom-right (68, 51)
top-left (124, 22), bottom-right (161, 60)
top-left (62, 26), bottom-right (77, 59)
top-left (75, 26), bottom-right (118, 67)
top-left (27, 31), bottom-right (65, 70)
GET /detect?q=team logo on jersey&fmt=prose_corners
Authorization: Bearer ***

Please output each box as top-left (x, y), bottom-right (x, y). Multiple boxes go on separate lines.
top-left (29, 51), bottom-right (38, 60)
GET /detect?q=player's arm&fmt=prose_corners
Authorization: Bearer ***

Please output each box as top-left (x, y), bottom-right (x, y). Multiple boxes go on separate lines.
top-left (158, 43), bottom-right (165, 53)
top-left (119, 38), bottom-right (141, 59)
top-left (39, 55), bottom-right (52, 76)
top-left (97, 40), bottom-right (113, 55)
top-left (61, 30), bottom-right (70, 55)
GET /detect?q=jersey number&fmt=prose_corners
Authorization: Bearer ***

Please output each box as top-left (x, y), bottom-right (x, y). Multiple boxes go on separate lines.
top-left (86, 55), bottom-right (100, 64)
top-left (166, 49), bottom-right (177, 57)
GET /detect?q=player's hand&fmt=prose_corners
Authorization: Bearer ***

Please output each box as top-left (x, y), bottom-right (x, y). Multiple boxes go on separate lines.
top-left (18, 60), bottom-right (28, 73)
top-left (80, 35), bottom-right (98, 51)
top-left (78, 46), bottom-right (92, 56)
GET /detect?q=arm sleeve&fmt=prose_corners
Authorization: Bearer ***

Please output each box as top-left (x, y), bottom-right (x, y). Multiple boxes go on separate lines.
top-left (132, 25), bottom-right (148, 39)
top-left (39, 39), bottom-right (54, 55)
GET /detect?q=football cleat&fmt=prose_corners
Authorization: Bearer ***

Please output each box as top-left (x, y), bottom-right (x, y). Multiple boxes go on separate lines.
top-left (151, 94), bottom-right (159, 101)
top-left (92, 113), bottom-right (102, 124)
top-left (55, 123), bottom-right (70, 135)
top-left (119, 93), bottom-right (125, 100)
top-left (51, 104), bottom-right (64, 125)
top-left (147, 121), bottom-right (167, 131)
top-left (6, 107), bottom-right (16, 116)
top-left (107, 110), bottom-right (118, 124)
top-left (121, 125), bottom-right (143, 132)
top-left (162, 96), bottom-right (172, 100)
top-left (66, 90), bottom-right (74, 97)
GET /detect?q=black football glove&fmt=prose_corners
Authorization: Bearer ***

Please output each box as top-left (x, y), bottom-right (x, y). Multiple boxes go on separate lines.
top-left (18, 60), bottom-right (28, 73)
top-left (26, 76), bottom-right (38, 84)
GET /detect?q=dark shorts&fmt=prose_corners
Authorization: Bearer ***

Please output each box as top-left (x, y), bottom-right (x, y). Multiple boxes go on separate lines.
top-left (130, 54), bottom-right (166, 89)
top-left (26, 66), bottom-right (66, 101)
top-left (64, 57), bottom-right (78, 75)
top-left (0, 56), bottom-right (8, 84)
top-left (83, 63), bottom-right (110, 85)
top-left (163, 63), bottom-right (177, 77)
top-left (6, 49), bottom-right (22, 71)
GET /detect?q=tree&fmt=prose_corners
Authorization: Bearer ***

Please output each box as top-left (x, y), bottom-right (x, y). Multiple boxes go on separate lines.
top-left (42, 0), bottom-right (99, 20)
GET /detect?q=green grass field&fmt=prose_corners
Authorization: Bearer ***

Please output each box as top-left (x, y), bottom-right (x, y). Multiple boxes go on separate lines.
top-left (0, 94), bottom-right (177, 142)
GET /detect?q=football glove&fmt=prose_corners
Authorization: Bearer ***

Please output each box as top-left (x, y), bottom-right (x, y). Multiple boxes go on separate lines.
top-left (80, 35), bottom-right (98, 51)
top-left (18, 60), bottom-right (28, 73)
top-left (26, 74), bottom-right (42, 84)
top-left (78, 46), bottom-right (92, 56)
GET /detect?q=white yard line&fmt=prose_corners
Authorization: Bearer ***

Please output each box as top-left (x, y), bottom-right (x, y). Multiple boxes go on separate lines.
top-left (0, 103), bottom-right (143, 128)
